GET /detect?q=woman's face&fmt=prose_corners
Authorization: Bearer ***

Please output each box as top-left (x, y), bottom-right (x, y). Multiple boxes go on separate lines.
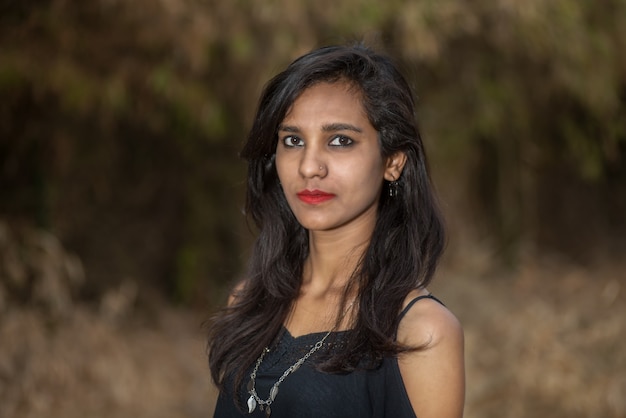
top-left (275, 81), bottom-right (402, 234)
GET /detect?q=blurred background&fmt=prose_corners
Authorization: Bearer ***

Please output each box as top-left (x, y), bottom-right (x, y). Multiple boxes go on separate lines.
top-left (1, 0), bottom-right (625, 417)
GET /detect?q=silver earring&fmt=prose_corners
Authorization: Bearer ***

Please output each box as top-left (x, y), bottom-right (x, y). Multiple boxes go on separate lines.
top-left (389, 180), bottom-right (399, 197)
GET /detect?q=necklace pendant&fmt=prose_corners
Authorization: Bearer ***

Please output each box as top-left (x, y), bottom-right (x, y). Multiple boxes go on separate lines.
top-left (269, 385), bottom-right (279, 401)
top-left (265, 405), bottom-right (272, 417)
top-left (247, 395), bottom-right (257, 414)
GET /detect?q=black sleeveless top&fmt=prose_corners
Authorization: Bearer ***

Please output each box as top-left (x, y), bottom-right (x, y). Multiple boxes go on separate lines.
top-left (213, 294), bottom-right (442, 418)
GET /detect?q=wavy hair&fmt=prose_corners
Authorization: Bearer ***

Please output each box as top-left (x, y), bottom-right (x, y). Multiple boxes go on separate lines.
top-left (208, 43), bottom-right (445, 397)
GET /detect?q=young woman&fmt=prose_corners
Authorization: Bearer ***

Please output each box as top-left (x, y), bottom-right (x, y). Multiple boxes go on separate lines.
top-left (208, 44), bottom-right (464, 418)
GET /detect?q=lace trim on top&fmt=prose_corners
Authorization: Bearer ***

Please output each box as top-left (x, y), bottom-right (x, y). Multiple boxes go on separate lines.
top-left (259, 294), bottom-right (443, 374)
top-left (257, 327), bottom-right (349, 373)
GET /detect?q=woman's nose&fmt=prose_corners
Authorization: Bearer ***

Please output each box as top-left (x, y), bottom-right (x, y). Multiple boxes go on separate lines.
top-left (298, 147), bottom-right (327, 178)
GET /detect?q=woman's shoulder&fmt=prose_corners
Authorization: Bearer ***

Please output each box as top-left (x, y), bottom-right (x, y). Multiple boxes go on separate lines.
top-left (395, 289), bottom-right (465, 417)
top-left (396, 289), bottom-right (463, 349)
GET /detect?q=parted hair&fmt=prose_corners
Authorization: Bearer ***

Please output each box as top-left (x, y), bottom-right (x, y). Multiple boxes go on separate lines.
top-left (207, 43), bottom-right (445, 400)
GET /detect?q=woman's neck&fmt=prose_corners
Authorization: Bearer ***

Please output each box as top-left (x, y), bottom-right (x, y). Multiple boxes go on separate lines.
top-left (287, 236), bottom-right (364, 336)
top-left (302, 226), bottom-right (372, 298)
top-left (284, 220), bottom-right (374, 336)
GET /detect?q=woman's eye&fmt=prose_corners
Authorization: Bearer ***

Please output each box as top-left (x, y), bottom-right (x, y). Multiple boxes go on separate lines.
top-left (329, 135), bottom-right (353, 147)
top-left (283, 136), bottom-right (304, 147)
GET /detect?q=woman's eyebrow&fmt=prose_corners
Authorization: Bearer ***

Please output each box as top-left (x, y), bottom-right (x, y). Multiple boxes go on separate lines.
top-left (278, 123), bottom-right (363, 133)
top-left (322, 123), bottom-right (362, 133)
top-left (278, 122), bottom-right (363, 133)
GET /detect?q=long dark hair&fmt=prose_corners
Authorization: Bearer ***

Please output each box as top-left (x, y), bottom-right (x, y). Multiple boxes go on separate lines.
top-left (208, 43), bottom-right (445, 396)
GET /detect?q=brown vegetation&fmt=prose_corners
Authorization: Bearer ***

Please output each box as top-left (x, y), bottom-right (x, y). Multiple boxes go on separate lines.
top-left (1, 223), bottom-right (624, 417)
top-left (437, 248), bottom-right (626, 417)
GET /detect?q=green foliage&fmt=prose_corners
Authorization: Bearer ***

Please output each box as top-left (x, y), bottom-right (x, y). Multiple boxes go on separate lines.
top-left (1, 0), bottom-right (624, 303)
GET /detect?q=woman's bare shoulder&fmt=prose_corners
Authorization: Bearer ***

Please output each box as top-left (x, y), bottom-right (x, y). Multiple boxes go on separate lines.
top-left (396, 289), bottom-right (465, 418)
top-left (397, 289), bottom-right (463, 348)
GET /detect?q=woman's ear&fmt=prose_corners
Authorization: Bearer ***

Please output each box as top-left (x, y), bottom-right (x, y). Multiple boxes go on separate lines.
top-left (384, 151), bottom-right (407, 181)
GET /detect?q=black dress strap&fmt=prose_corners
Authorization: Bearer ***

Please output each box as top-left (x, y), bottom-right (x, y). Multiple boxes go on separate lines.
top-left (398, 293), bottom-right (444, 322)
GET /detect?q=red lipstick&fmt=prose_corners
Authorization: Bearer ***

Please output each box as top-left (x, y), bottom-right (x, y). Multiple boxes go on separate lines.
top-left (296, 189), bottom-right (335, 204)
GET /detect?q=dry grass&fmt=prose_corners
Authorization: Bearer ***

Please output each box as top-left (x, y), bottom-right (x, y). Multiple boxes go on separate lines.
top-left (0, 307), bottom-right (217, 418)
top-left (433, 249), bottom-right (626, 418)
top-left (1, 254), bottom-right (624, 418)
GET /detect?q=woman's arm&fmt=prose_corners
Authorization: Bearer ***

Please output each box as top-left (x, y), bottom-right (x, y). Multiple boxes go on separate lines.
top-left (396, 292), bottom-right (465, 418)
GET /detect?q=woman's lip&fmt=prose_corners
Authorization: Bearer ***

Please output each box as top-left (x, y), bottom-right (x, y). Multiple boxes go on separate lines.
top-left (296, 189), bottom-right (336, 204)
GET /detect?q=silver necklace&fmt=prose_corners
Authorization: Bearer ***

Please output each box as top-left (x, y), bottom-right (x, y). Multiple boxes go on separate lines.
top-left (246, 302), bottom-right (354, 417)
top-left (246, 329), bottom-right (332, 416)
